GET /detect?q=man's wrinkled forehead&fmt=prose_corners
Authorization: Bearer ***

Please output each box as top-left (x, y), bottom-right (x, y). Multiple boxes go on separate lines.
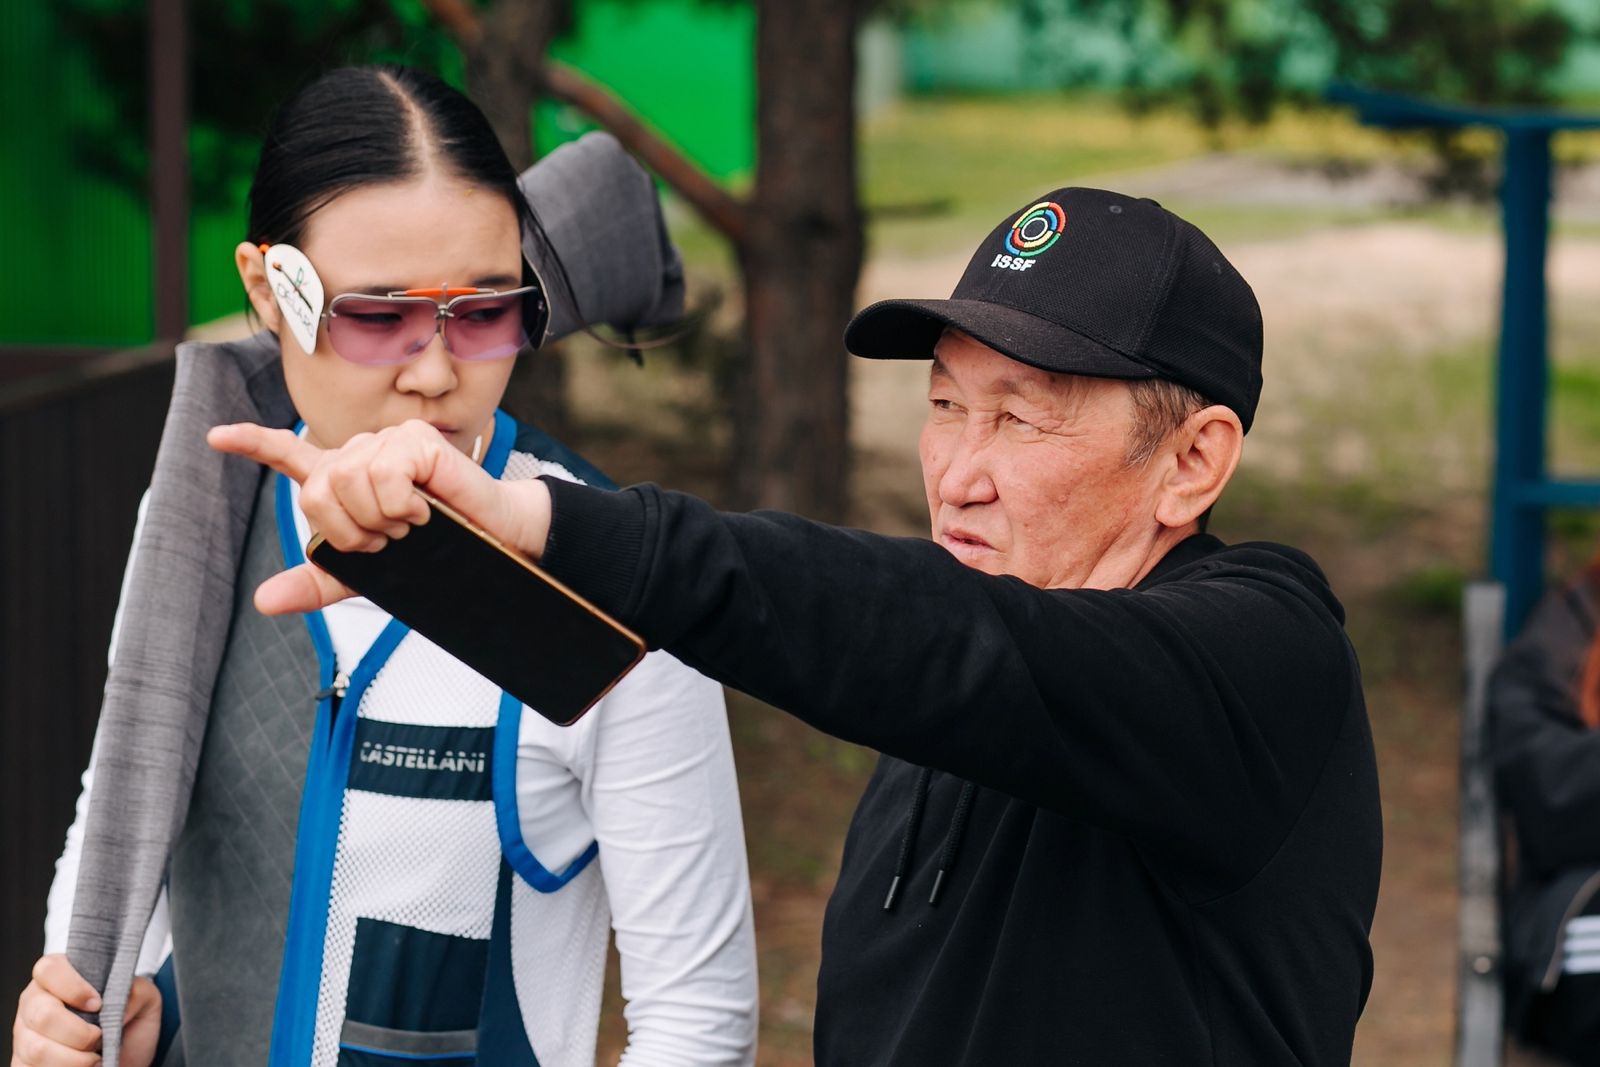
top-left (929, 328), bottom-right (1088, 404)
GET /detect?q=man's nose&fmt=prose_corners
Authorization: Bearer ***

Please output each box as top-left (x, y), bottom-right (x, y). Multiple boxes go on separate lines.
top-left (937, 426), bottom-right (998, 506)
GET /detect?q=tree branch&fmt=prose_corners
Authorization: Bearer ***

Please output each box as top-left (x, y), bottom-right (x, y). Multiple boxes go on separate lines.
top-left (418, 0), bottom-right (482, 48)
top-left (542, 61), bottom-right (750, 243)
top-left (416, 4), bottom-right (746, 241)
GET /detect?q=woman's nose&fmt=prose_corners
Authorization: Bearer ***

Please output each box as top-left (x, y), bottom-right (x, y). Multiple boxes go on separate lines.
top-left (395, 327), bottom-right (458, 398)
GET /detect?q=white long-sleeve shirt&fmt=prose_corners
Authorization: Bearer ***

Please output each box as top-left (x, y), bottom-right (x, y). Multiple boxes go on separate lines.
top-left (45, 474), bottom-right (758, 1065)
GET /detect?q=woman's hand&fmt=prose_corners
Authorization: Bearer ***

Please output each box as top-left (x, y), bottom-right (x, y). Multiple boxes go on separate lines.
top-left (11, 955), bottom-right (160, 1067)
top-left (207, 419), bottom-right (553, 615)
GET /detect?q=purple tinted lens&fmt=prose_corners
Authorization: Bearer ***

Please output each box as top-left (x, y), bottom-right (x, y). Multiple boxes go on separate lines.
top-left (443, 292), bottom-right (529, 362)
top-left (327, 297), bottom-right (440, 365)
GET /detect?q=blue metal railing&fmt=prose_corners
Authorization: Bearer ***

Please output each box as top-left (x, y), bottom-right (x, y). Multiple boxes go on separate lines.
top-left (1328, 84), bottom-right (1600, 638)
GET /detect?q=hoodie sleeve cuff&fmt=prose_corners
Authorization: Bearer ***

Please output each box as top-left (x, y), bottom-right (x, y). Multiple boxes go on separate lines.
top-left (539, 476), bottom-right (649, 621)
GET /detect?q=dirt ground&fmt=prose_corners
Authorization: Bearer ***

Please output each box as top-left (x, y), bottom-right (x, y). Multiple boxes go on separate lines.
top-left (574, 159), bottom-right (1600, 1063)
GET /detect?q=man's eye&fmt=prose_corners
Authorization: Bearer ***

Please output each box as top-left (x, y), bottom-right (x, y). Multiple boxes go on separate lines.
top-left (930, 398), bottom-right (956, 411)
top-left (1004, 412), bottom-right (1039, 432)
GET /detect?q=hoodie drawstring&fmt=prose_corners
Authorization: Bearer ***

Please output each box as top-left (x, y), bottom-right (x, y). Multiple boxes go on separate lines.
top-left (884, 768), bottom-right (978, 911)
top-left (884, 766), bottom-right (935, 910)
top-left (929, 781), bottom-right (976, 906)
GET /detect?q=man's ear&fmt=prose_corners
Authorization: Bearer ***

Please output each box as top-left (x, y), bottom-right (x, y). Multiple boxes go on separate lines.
top-left (236, 241), bottom-right (281, 331)
top-left (1153, 405), bottom-right (1244, 531)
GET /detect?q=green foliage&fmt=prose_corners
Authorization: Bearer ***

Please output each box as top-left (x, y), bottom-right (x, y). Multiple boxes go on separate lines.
top-left (62, 0), bottom-right (460, 209)
top-left (1017, 0), bottom-right (1312, 125)
top-left (1015, 0), bottom-right (1317, 124)
top-left (1310, 0), bottom-right (1576, 105)
top-left (1026, 0), bottom-right (1597, 191)
top-left (1035, 0), bottom-right (1586, 115)
top-left (1314, 0), bottom-right (1583, 190)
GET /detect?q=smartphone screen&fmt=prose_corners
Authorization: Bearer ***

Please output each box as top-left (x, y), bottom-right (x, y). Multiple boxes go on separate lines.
top-left (307, 490), bottom-right (645, 726)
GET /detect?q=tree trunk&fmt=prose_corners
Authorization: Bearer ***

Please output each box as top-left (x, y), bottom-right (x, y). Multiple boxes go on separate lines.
top-left (733, 0), bottom-right (864, 521)
top-left (462, 1), bottom-right (567, 171)
top-left (462, 0), bottom-right (574, 437)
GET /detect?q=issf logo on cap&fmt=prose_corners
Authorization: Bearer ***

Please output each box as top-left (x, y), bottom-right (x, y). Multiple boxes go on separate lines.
top-left (992, 201), bottom-right (1066, 273)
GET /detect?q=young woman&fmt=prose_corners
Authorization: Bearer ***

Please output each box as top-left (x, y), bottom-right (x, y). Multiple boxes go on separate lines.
top-left (12, 65), bottom-right (756, 1067)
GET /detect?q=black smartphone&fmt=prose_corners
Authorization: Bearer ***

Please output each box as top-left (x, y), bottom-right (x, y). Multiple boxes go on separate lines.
top-left (306, 489), bottom-right (645, 726)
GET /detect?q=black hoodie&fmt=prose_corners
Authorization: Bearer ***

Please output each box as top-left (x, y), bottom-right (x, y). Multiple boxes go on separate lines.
top-left (540, 479), bottom-right (1382, 1065)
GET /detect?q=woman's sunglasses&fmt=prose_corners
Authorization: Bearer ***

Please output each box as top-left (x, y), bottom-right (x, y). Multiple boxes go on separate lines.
top-left (261, 242), bottom-right (549, 366)
top-left (323, 286), bottom-right (542, 366)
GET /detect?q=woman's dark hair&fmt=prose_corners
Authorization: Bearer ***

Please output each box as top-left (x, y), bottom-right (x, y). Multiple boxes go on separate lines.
top-left (247, 65), bottom-right (537, 247)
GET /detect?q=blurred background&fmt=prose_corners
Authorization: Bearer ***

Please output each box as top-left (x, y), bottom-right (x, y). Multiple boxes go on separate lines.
top-left (8, 0), bottom-right (1600, 1062)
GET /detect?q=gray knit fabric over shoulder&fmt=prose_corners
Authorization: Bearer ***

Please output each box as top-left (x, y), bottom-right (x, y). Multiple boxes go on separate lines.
top-left (519, 130), bottom-right (685, 343)
top-left (66, 334), bottom-right (295, 1065)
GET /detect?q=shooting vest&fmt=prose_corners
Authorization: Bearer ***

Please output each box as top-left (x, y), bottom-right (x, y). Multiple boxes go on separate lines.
top-left (164, 410), bottom-right (614, 1067)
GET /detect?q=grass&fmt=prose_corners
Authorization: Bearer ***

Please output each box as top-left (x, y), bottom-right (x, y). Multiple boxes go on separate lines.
top-left (660, 91), bottom-right (1600, 276)
top-left (861, 92), bottom-right (1404, 206)
top-left (1389, 560), bottom-right (1471, 618)
top-left (665, 92), bottom-right (1452, 276)
top-left (857, 93), bottom-right (1420, 257)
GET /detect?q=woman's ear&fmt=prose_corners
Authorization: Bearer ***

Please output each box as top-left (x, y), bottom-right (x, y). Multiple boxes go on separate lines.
top-left (1153, 405), bottom-right (1244, 531)
top-left (235, 241), bottom-right (281, 331)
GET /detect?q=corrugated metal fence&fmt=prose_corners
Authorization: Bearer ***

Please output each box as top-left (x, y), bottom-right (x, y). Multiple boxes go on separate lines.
top-left (1, 349), bottom-right (174, 1060)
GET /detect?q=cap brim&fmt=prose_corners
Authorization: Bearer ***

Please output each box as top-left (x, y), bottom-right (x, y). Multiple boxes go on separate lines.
top-left (844, 298), bottom-right (1158, 382)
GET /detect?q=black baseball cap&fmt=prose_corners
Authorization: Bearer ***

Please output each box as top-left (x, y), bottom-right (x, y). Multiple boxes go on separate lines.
top-left (844, 187), bottom-right (1264, 432)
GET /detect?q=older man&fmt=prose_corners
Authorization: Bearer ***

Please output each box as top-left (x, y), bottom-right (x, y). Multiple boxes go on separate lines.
top-left (219, 187), bottom-right (1382, 1064)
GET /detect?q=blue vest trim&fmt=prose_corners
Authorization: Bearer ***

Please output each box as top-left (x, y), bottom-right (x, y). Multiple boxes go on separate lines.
top-left (475, 860), bottom-right (541, 1065)
top-left (484, 408), bottom-right (516, 480)
top-left (274, 462), bottom-right (337, 710)
top-left (493, 691), bottom-right (600, 893)
top-left (152, 953), bottom-right (180, 1067)
top-left (270, 463), bottom-right (412, 1067)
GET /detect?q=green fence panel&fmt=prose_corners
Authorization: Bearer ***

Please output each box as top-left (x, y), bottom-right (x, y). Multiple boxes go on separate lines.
top-left (1, 0), bottom-right (153, 346)
top-left (541, 0), bottom-right (755, 182)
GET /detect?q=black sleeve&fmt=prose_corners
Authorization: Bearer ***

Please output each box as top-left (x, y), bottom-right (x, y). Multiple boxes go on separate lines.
top-left (1489, 580), bottom-right (1600, 878)
top-left (541, 479), bottom-right (1357, 898)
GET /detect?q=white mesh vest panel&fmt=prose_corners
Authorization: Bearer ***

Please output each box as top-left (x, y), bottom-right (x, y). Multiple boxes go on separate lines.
top-left (270, 424), bottom-right (609, 1067)
top-left (308, 635), bottom-right (504, 1067)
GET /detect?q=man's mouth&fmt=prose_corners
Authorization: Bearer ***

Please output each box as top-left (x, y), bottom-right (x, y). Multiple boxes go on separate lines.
top-left (941, 529), bottom-right (994, 552)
